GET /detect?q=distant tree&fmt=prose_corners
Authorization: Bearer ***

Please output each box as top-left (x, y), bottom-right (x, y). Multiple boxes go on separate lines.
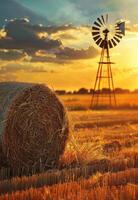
top-left (66, 91), bottom-right (72, 94)
top-left (73, 90), bottom-right (77, 94)
top-left (115, 88), bottom-right (130, 94)
top-left (77, 88), bottom-right (89, 94)
top-left (90, 89), bottom-right (94, 94)
top-left (55, 90), bottom-right (66, 95)
top-left (122, 89), bottom-right (130, 93)
top-left (115, 88), bottom-right (123, 94)
top-left (133, 89), bottom-right (138, 93)
top-left (102, 88), bottom-right (111, 94)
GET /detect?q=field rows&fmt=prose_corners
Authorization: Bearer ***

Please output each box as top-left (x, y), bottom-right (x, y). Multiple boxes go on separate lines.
top-left (0, 169), bottom-right (137, 200)
top-left (0, 108), bottom-right (138, 199)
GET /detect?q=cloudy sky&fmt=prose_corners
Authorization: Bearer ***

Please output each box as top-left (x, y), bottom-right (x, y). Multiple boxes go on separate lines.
top-left (0, 0), bottom-right (138, 90)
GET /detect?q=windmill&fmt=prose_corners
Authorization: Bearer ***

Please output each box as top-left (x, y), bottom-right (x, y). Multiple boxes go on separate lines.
top-left (90, 14), bottom-right (125, 109)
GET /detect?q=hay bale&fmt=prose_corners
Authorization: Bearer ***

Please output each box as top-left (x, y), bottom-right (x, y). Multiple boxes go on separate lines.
top-left (0, 82), bottom-right (33, 169)
top-left (1, 83), bottom-right (69, 169)
top-left (0, 137), bottom-right (3, 167)
top-left (0, 82), bottom-right (34, 136)
top-left (0, 136), bottom-right (8, 168)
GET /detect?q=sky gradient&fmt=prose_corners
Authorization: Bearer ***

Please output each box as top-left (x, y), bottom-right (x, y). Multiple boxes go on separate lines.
top-left (0, 0), bottom-right (138, 90)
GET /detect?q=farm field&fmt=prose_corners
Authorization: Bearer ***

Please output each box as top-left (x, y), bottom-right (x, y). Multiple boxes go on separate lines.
top-left (60, 93), bottom-right (138, 110)
top-left (0, 99), bottom-right (138, 199)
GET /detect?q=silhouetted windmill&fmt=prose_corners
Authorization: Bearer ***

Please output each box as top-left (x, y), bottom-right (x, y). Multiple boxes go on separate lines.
top-left (90, 14), bottom-right (125, 109)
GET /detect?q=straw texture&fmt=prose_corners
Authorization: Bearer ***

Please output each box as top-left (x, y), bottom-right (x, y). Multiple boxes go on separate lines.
top-left (1, 83), bottom-right (69, 169)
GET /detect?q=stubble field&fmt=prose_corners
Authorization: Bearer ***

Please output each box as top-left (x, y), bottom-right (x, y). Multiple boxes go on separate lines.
top-left (60, 93), bottom-right (138, 110)
top-left (0, 94), bottom-right (138, 199)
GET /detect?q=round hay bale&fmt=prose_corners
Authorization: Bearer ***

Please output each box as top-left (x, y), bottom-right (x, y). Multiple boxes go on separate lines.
top-left (1, 83), bottom-right (69, 169)
top-left (0, 137), bottom-right (4, 168)
top-left (0, 82), bottom-right (34, 137)
top-left (0, 136), bottom-right (8, 168)
top-left (0, 82), bottom-right (34, 169)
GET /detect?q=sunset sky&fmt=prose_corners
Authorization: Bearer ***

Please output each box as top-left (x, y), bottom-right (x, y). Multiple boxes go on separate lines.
top-left (0, 0), bottom-right (138, 91)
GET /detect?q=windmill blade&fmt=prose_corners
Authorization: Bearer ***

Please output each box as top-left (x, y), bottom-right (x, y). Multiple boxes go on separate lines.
top-left (95, 38), bottom-right (103, 46)
top-left (115, 34), bottom-right (123, 39)
top-left (115, 26), bottom-right (120, 31)
top-left (106, 14), bottom-right (108, 24)
top-left (94, 21), bottom-right (102, 28)
top-left (101, 15), bottom-right (105, 24)
top-left (93, 35), bottom-right (101, 41)
top-left (115, 24), bottom-right (120, 29)
top-left (92, 31), bottom-right (100, 36)
top-left (108, 40), bottom-right (113, 48)
top-left (116, 30), bottom-right (122, 34)
top-left (97, 17), bottom-right (103, 25)
top-left (111, 39), bottom-right (117, 47)
top-left (116, 21), bottom-right (125, 35)
top-left (92, 26), bottom-right (100, 31)
top-left (115, 29), bottom-right (121, 34)
top-left (113, 36), bottom-right (120, 43)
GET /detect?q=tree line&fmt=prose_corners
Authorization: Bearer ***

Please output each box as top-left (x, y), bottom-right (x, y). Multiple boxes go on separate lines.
top-left (55, 87), bottom-right (138, 95)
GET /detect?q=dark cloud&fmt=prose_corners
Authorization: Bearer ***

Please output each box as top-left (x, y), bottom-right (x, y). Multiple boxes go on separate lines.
top-left (0, 37), bottom-right (61, 51)
top-left (0, 63), bottom-right (55, 75)
top-left (29, 45), bottom-right (99, 63)
top-left (30, 46), bottom-right (99, 63)
top-left (0, 19), bottom-right (98, 63)
top-left (4, 18), bottom-right (76, 39)
top-left (56, 46), bottom-right (98, 60)
top-left (0, 50), bottom-right (27, 60)
top-left (5, 18), bottom-right (38, 40)
top-left (0, 18), bottom-right (62, 51)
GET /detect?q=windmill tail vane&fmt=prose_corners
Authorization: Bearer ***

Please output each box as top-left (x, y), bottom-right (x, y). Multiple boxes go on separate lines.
top-left (117, 21), bottom-right (125, 35)
top-left (90, 14), bottom-right (125, 109)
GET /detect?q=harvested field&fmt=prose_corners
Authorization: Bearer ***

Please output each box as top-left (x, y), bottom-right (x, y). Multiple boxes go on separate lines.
top-left (0, 91), bottom-right (137, 199)
top-left (60, 94), bottom-right (138, 110)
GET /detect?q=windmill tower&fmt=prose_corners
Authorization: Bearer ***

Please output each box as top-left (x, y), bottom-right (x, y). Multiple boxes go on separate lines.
top-left (90, 14), bottom-right (125, 109)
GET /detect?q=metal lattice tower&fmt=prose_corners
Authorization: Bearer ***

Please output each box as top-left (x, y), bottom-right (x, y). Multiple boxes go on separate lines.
top-left (90, 14), bottom-right (125, 109)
